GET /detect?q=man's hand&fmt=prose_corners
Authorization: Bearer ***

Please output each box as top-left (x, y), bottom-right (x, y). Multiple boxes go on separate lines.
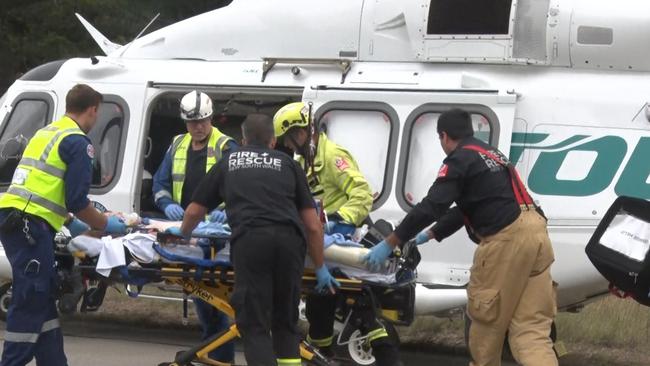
top-left (415, 230), bottom-right (432, 245)
top-left (362, 240), bottom-right (393, 272)
top-left (165, 226), bottom-right (190, 240)
top-left (208, 209), bottom-right (227, 224)
top-left (67, 217), bottom-right (90, 237)
top-left (164, 204), bottom-right (184, 221)
top-left (315, 265), bottom-right (340, 294)
top-left (104, 215), bottom-right (127, 235)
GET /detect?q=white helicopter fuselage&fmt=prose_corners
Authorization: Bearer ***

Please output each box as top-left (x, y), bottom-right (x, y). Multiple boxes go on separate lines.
top-left (2, 0), bottom-right (650, 315)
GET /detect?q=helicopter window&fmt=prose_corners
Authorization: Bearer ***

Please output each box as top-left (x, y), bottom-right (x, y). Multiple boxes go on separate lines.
top-left (87, 102), bottom-right (125, 188)
top-left (403, 112), bottom-right (492, 206)
top-left (427, 0), bottom-right (512, 35)
top-left (0, 99), bottom-right (49, 184)
top-left (318, 109), bottom-right (393, 204)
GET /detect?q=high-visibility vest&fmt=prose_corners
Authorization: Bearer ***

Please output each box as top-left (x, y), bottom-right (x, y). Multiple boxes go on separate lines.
top-left (0, 116), bottom-right (86, 230)
top-left (170, 127), bottom-right (233, 203)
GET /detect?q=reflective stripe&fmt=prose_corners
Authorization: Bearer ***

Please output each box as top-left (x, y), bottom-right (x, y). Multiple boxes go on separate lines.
top-left (154, 190), bottom-right (172, 201)
top-left (4, 318), bottom-right (60, 343)
top-left (41, 318), bottom-right (61, 333)
top-left (3, 331), bottom-right (39, 343)
top-left (213, 135), bottom-right (230, 160)
top-left (342, 176), bottom-right (354, 194)
top-left (277, 358), bottom-right (302, 365)
top-left (39, 128), bottom-right (81, 162)
top-left (367, 327), bottom-right (388, 342)
top-left (19, 158), bottom-right (66, 178)
top-left (7, 186), bottom-right (67, 217)
top-left (170, 134), bottom-right (185, 157)
top-left (307, 334), bottom-right (333, 347)
top-left (172, 174), bottom-right (185, 182)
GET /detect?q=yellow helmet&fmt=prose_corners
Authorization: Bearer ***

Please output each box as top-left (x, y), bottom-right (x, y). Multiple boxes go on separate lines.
top-left (273, 102), bottom-right (310, 137)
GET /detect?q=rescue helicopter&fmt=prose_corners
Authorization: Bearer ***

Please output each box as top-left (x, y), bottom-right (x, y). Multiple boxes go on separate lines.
top-left (1, 0), bottom-right (648, 362)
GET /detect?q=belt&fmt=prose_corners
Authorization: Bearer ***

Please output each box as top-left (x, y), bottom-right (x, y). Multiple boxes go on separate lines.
top-left (7, 208), bottom-right (54, 233)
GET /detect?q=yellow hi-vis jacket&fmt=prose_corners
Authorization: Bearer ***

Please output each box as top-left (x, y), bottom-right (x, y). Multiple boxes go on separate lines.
top-left (170, 127), bottom-right (233, 203)
top-left (0, 116), bottom-right (85, 230)
top-left (298, 132), bottom-right (373, 226)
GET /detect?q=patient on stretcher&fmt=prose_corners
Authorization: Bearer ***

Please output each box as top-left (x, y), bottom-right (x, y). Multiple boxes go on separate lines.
top-left (66, 218), bottom-right (402, 283)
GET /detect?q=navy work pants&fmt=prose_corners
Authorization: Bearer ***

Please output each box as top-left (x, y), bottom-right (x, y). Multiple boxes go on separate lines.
top-left (230, 225), bottom-right (305, 366)
top-left (0, 209), bottom-right (66, 366)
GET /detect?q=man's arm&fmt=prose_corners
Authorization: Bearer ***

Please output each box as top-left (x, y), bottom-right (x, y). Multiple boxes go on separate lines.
top-left (391, 181), bottom-right (459, 245)
top-left (182, 158), bottom-right (225, 236)
top-left (330, 153), bottom-right (373, 226)
top-left (75, 202), bottom-right (108, 230)
top-left (430, 206), bottom-right (465, 242)
top-left (152, 146), bottom-right (176, 211)
top-left (301, 207), bottom-right (325, 268)
top-left (180, 202), bottom-right (208, 237)
top-left (59, 135), bottom-right (107, 230)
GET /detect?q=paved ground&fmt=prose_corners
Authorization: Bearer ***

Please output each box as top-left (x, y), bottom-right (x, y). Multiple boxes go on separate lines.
top-left (0, 319), bottom-right (503, 366)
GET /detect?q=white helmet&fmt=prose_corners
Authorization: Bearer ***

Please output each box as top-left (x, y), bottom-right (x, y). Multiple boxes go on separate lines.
top-left (180, 90), bottom-right (213, 121)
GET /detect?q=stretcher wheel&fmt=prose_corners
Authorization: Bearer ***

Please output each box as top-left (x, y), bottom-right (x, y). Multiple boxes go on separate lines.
top-left (346, 328), bottom-right (375, 365)
top-left (343, 321), bottom-right (398, 366)
top-left (0, 282), bottom-right (11, 321)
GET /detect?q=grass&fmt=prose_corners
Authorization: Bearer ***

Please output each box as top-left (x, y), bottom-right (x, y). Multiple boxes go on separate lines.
top-left (556, 296), bottom-right (650, 348)
top-left (395, 295), bottom-right (650, 365)
top-left (72, 287), bottom-right (650, 364)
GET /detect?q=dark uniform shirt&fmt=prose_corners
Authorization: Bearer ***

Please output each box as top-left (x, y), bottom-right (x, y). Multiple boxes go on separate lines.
top-left (181, 145), bottom-right (208, 209)
top-left (192, 144), bottom-right (315, 240)
top-left (394, 136), bottom-right (521, 242)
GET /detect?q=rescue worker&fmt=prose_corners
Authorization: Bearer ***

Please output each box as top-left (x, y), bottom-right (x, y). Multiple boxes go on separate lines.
top-left (364, 108), bottom-right (558, 366)
top-left (0, 84), bottom-right (127, 366)
top-left (152, 90), bottom-right (238, 363)
top-left (273, 102), bottom-right (402, 366)
top-left (173, 114), bottom-right (339, 365)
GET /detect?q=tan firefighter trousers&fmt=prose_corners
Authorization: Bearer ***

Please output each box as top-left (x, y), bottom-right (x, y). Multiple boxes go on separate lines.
top-left (467, 208), bottom-right (558, 366)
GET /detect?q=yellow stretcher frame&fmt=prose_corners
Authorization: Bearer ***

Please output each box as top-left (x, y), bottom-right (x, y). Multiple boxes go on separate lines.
top-left (74, 234), bottom-right (419, 366)
top-left (110, 265), bottom-right (367, 366)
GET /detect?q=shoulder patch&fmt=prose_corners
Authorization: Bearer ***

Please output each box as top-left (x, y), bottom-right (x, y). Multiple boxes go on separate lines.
top-left (334, 156), bottom-right (349, 171)
top-left (86, 144), bottom-right (95, 159)
top-left (437, 164), bottom-right (448, 178)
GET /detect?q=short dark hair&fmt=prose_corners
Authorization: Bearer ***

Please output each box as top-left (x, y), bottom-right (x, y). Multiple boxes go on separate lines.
top-left (65, 84), bottom-right (103, 114)
top-left (242, 114), bottom-right (274, 146)
top-left (436, 108), bottom-right (474, 140)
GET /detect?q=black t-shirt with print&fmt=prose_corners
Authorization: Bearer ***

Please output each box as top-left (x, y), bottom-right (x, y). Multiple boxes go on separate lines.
top-left (192, 144), bottom-right (315, 240)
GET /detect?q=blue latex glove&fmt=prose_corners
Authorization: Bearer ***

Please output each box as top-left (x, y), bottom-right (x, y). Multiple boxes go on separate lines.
top-left (104, 216), bottom-right (127, 235)
top-left (67, 218), bottom-right (90, 237)
top-left (324, 220), bottom-right (356, 237)
top-left (363, 240), bottom-right (393, 272)
top-left (315, 265), bottom-right (340, 294)
top-left (165, 226), bottom-right (190, 240)
top-left (415, 230), bottom-right (432, 245)
top-left (164, 203), bottom-right (184, 221)
top-left (209, 209), bottom-right (227, 224)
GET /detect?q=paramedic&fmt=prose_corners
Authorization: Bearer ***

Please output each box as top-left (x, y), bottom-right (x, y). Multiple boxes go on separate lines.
top-left (0, 84), bottom-right (127, 366)
top-left (273, 102), bottom-right (402, 366)
top-left (152, 90), bottom-right (238, 363)
top-left (364, 108), bottom-right (558, 366)
top-left (177, 114), bottom-right (339, 365)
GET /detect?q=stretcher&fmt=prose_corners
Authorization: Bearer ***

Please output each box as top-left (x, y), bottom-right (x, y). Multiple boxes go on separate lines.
top-left (54, 225), bottom-right (420, 366)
